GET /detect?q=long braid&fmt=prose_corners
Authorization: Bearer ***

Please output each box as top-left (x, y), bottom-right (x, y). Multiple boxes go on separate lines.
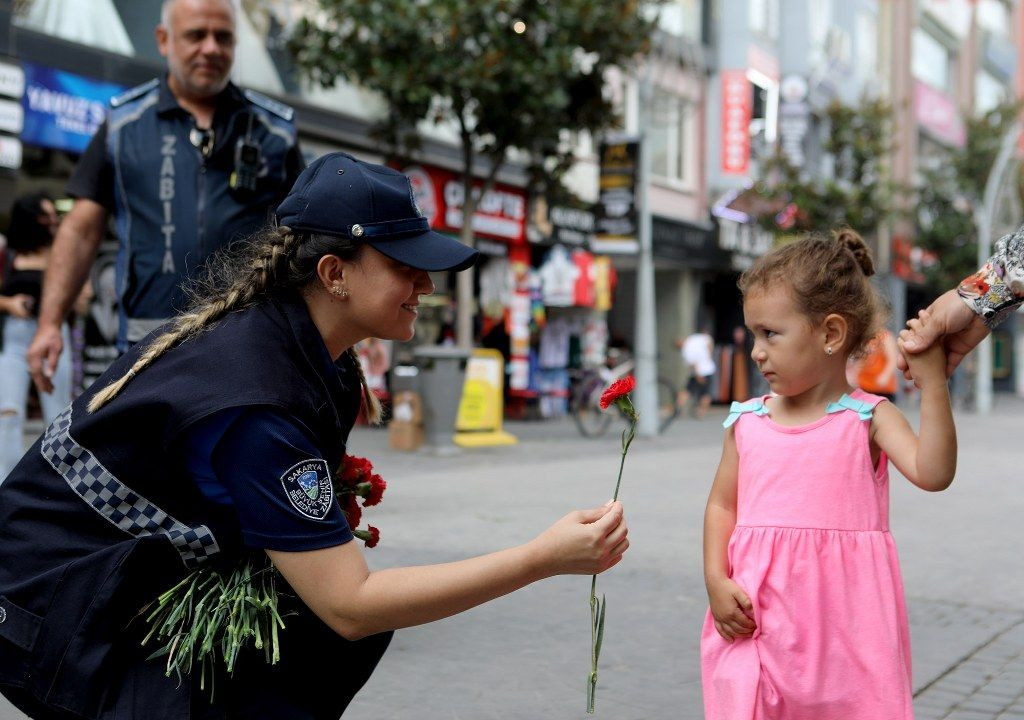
top-left (88, 228), bottom-right (300, 412)
top-left (346, 346), bottom-right (382, 425)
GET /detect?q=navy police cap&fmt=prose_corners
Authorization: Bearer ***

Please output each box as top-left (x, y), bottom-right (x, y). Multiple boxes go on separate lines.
top-left (276, 152), bottom-right (478, 272)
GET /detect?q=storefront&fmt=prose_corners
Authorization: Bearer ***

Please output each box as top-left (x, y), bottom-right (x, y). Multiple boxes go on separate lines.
top-left (398, 166), bottom-right (622, 420)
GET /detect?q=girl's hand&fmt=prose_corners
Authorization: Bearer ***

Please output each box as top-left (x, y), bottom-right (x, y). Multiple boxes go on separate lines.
top-left (527, 501), bottom-right (628, 577)
top-left (898, 316), bottom-right (947, 389)
top-left (707, 576), bottom-right (756, 642)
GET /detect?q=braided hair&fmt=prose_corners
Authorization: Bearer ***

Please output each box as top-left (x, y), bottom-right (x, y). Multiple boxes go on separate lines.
top-left (88, 225), bottom-right (383, 423)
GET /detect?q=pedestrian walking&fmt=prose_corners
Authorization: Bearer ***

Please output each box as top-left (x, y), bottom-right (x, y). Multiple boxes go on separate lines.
top-left (28, 0), bottom-right (303, 393)
top-left (0, 192), bottom-right (73, 483)
top-left (701, 229), bottom-right (956, 720)
top-left (900, 221), bottom-right (1024, 375)
top-left (676, 324), bottom-right (716, 419)
top-left (0, 153), bottom-right (628, 719)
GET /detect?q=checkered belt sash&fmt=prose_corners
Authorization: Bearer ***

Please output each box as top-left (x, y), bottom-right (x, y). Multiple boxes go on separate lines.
top-left (39, 406), bottom-right (220, 569)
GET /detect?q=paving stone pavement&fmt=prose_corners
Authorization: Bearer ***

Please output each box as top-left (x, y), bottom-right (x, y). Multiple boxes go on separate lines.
top-left (2, 395), bottom-right (1023, 719)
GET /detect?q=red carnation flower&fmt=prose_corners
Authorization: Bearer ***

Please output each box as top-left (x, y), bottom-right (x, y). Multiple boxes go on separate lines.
top-left (342, 492), bottom-right (362, 529)
top-left (340, 454), bottom-right (373, 487)
top-left (353, 525), bottom-right (380, 548)
top-left (361, 473), bottom-right (387, 507)
top-left (599, 375), bottom-right (636, 410)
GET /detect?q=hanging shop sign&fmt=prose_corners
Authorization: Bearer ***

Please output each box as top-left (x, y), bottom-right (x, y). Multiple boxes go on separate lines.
top-left (652, 216), bottom-right (724, 269)
top-left (778, 75), bottom-right (810, 168)
top-left (20, 62), bottom-right (125, 154)
top-left (0, 98), bottom-right (23, 133)
top-left (593, 137), bottom-right (640, 254)
top-left (0, 136), bottom-right (23, 169)
top-left (403, 164), bottom-right (527, 244)
top-left (914, 80), bottom-right (965, 148)
top-left (718, 219), bottom-right (773, 271)
top-left (549, 205), bottom-right (595, 246)
top-left (0, 61), bottom-right (25, 99)
top-left (720, 69), bottom-right (752, 176)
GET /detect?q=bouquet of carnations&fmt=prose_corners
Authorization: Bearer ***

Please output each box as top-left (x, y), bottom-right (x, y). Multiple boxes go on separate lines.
top-left (140, 453), bottom-right (386, 695)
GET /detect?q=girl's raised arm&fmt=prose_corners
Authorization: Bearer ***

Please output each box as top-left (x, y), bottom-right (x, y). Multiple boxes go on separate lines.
top-left (872, 342), bottom-right (956, 492)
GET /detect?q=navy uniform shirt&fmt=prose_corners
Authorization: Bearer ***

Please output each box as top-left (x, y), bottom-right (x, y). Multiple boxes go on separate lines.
top-left (184, 407), bottom-right (354, 552)
top-left (67, 76), bottom-right (304, 346)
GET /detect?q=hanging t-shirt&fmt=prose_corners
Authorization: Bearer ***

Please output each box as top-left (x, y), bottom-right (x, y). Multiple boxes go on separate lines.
top-left (592, 256), bottom-right (617, 311)
top-left (572, 249), bottom-right (596, 308)
top-left (539, 245), bottom-right (578, 307)
top-left (478, 257), bottom-right (513, 321)
top-left (539, 317), bottom-right (572, 369)
top-left (582, 316), bottom-right (609, 367)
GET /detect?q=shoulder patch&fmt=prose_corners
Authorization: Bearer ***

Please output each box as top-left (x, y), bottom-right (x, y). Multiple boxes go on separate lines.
top-left (243, 88), bottom-right (294, 122)
top-left (280, 459), bottom-right (334, 520)
top-left (110, 78), bottom-right (159, 108)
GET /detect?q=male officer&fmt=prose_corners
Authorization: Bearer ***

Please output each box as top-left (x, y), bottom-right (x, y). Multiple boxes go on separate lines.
top-left (28, 0), bottom-right (303, 391)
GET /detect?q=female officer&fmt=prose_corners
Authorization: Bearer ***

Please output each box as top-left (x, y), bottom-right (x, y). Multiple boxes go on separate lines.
top-left (0, 153), bottom-right (628, 719)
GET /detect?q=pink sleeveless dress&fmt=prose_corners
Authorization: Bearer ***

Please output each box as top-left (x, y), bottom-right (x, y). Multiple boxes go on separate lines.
top-left (700, 390), bottom-right (914, 720)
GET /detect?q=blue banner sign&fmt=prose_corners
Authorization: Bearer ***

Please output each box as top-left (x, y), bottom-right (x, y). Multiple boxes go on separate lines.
top-left (20, 62), bottom-right (125, 154)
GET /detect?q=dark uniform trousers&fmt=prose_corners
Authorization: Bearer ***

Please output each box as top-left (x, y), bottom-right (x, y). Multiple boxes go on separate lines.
top-left (0, 292), bottom-right (391, 719)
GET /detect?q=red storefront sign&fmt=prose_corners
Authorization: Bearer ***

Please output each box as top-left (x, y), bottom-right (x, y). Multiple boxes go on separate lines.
top-left (720, 69), bottom-right (752, 176)
top-left (403, 164), bottom-right (527, 244)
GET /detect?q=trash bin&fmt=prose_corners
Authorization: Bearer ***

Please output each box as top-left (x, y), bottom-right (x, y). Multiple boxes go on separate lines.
top-left (413, 345), bottom-right (471, 455)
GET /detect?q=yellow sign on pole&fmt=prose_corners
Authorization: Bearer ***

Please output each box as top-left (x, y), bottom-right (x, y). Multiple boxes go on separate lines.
top-left (455, 349), bottom-right (518, 447)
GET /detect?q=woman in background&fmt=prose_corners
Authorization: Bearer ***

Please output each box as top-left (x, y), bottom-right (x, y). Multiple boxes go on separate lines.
top-left (0, 191), bottom-right (71, 481)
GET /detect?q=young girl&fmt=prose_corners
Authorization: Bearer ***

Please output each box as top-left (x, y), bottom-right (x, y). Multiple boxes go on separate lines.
top-left (701, 229), bottom-right (955, 720)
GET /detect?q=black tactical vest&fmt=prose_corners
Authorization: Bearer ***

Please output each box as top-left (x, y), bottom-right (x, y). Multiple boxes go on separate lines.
top-left (0, 291), bottom-right (391, 719)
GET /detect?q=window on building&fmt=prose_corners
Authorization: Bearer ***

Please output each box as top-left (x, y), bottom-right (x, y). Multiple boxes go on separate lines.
top-left (749, 0), bottom-right (780, 40)
top-left (976, 0), bottom-right (1011, 35)
top-left (747, 70), bottom-right (778, 156)
top-left (975, 71), bottom-right (1006, 114)
top-left (649, 88), bottom-right (691, 184)
top-left (912, 28), bottom-right (953, 93)
top-left (856, 9), bottom-right (878, 84)
top-left (809, 0), bottom-right (833, 62)
top-left (655, 0), bottom-right (703, 41)
top-left (14, 0), bottom-right (137, 56)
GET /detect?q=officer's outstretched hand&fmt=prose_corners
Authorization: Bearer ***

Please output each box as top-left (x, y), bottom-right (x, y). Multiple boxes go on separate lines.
top-left (28, 321), bottom-right (63, 394)
top-left (527, 501), bottom-right (628, 577)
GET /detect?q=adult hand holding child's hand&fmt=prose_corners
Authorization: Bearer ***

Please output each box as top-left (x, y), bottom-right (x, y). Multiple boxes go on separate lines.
top-left (897, 289), bottom-right (990, 378)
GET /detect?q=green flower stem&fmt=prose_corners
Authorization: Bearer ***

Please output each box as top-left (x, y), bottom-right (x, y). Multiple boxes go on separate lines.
top-left (588, 398), bottom-right (638, 713)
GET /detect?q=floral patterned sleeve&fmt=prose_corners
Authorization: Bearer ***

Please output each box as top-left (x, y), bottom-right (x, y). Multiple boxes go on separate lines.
top-left (957, 225), bottom-right (1024, 328)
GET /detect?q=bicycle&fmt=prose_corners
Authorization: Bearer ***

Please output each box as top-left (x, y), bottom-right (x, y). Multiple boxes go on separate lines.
top-left (571, 353), bottom-right (680, 437)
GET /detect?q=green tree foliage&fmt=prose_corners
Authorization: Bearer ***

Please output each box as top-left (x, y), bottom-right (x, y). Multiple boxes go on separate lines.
top-left (290, 0), bottom-right (656, 200)
top-left (914, 101), bottom-right (1023, 293)
top-left (753, 98), bottom-right (896, 240)
top-left (290, 1), bottom-right (657, 344)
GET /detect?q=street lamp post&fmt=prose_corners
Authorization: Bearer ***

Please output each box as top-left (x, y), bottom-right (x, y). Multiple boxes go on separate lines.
top-left (973, 119), bottom-right (1021, 415)
top-left (633, 63), bottom-right (659, 438)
